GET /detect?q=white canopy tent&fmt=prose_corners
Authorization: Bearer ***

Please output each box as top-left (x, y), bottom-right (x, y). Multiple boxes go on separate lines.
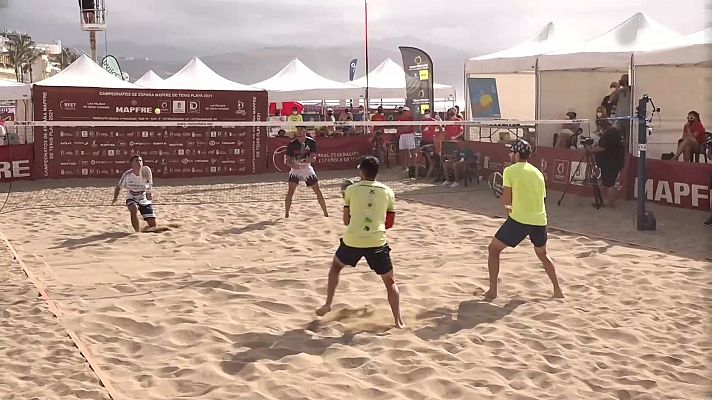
top-left (538, 12), bottom-right (688, 71)
top-left (465, 22), bottom-right (579, 74)
top-left (349, 58), bottom-right (455, 101)
top-left (463, 22), bottom-right (580, 120)
top-left (0, 80), bottom-right (31, 100)
top-left (635, 26), bottom-right (712, 66)
top-left (252, 58), bottom-right (362, 102)
top-left (134, 70), bottom-right (165, 88)
top-left (161, 57), bottom-right (260, 91)
top-left (34, 54), bottom-right (138, 88)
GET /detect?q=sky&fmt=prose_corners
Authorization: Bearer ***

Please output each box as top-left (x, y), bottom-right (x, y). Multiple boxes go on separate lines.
top-left (0, 0), bottom-right (708, 58)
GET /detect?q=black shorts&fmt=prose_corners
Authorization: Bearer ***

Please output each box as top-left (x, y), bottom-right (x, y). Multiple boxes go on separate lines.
top-left (495, 217), bottom-right (547, 248)
top-left (288, 173), bottom-right (319, 187)
top-left (599, 164), bottom-right (622, 188)
top-left (335, 239), bottom-right (393, 275)
top-left (126, 199), bottom-right (156, 220)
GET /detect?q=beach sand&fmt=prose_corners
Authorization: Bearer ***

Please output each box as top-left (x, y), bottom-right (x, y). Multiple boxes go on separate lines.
top-left (0, 172), bottom-right (710, 399)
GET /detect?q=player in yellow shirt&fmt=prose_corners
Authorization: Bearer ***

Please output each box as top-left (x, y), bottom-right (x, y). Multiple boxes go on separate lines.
top-left (316, 156), bottom-right (404, 328)
top-left (286, 106), bottom-right (303, 137)
top-left (485, 139), bottom-right (564, 301)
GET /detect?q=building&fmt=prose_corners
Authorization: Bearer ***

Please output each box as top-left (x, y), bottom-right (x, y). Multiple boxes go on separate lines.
top-left (0, 30), bottom-right (63, 82)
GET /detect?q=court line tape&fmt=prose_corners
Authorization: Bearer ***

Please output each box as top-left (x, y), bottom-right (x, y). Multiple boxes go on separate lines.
top-left (401, 197), bottom-right (693, 256)
top-left (0, 231), bottom-right (120, 400)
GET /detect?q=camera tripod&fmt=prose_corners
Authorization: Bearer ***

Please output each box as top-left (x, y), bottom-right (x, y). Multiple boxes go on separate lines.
top-left (557, 146), bottom-right (603, 209)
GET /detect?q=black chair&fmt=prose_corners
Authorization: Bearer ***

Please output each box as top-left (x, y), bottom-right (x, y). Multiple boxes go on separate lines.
top-left (692, 132), bottom-right (710, 163)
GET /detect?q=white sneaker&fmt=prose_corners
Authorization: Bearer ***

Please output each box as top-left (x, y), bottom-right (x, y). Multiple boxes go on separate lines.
top-left (450, 182), bottom-right (459, 188)
top-left (441, 181), bottom-right (450, 186)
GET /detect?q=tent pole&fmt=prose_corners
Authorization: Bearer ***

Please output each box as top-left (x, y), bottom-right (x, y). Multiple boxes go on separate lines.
top-left (463, 61), bottom-right (468, 120)
top-left (629, 53), bottom-right (636, 154)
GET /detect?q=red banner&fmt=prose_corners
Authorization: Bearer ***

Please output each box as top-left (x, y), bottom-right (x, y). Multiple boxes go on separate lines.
top-left (0, 144), bottom-right (35, 181)
top-left (266, 135), bottom-right (374, 172)
top-left (462, 141), bottom-right (634, 200)
top-left (630, 158), bottom-right (712, 211)
top-left (31, 86), bottom-right (268, 179)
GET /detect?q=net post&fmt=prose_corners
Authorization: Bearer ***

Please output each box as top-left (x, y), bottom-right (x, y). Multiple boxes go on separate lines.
top-left (635, 96), bottom-right (656, 231)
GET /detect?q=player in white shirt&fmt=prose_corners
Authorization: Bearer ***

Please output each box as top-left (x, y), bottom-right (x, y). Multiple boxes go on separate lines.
top-left (112, 155), bottom-right (159, 232)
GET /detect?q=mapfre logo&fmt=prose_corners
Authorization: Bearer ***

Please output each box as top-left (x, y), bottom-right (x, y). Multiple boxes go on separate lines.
top-left (116, 106), bottom-right (153, 114)
top-left (60, 100), bottom-right (77, 111)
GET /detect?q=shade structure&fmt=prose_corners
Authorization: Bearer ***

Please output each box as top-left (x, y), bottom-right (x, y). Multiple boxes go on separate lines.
top-left (465, 22), bottom-right (579, 74)
top-left (34, 54), bottom-right (138, 88)
top-left (134, 70), bottom-right (165, 88)
top-left (349, 58), bottom-right (455, 99)
top-left (538, 12), bottom-right (688, 70)
top-left (252, 58), bottom-right (363, 102)
top-left (0, 80), bottom-right (31, 100)
top-left (160, 57), bottom-right (261, 91)
top-left (635, 26), bottom-right (712, 66)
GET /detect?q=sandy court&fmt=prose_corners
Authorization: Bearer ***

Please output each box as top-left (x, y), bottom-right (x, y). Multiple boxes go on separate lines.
top-left (0, 173), bottom-right (710, 399)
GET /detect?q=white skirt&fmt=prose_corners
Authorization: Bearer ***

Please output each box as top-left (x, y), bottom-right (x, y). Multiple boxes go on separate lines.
top-left (398, 133), bottom-right (416, 150)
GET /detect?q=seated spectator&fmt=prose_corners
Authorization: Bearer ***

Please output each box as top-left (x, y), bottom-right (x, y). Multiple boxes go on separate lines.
top-left (673, 111), bottom-right (705, 162)
top-left (420, 144), bottom-right (441, 179)
top-left (277, 129), bottom-right (288, 138)
top-left (442, 138), bottom-right (476, 188)
top-left (554, 110), bottom-right (583, 148)
top-left (600, 81), bottom-right (619, 117)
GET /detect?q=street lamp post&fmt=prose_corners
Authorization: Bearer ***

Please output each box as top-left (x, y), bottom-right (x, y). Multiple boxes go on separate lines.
top-left (364, 0), bottom-right (370, 125)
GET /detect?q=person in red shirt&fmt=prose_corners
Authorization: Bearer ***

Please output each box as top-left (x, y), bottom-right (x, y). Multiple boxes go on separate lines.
top-left (444, 107), bottom-right (463, 141)
top-left (674, 111), bottom-right (706, 162)
top-left (420, 108), bottom-right (440, 145)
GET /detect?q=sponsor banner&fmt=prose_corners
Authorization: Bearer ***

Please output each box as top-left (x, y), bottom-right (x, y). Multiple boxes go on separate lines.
top-left (31, 85), bottom-right (268, 179)
top-left (0, 144), bottom-right (35, 181)
top-left (462, 141), bottom-right (634, 199)
top-left (349, 59), bottom-right (358, 81)
top-left (630, 158), bottom-right (712, 211)
top-left (34, 127), bottom-right (265, 179)
top-left (267, 136), bottom-right (373, 173)
top-left (399, 46), bottom-right (434, 120)
top-left (32, 86), bottom-right (267, 122)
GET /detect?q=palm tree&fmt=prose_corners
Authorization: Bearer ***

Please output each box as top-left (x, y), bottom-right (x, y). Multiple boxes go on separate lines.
top-left (7, 34), bottom-right (41, 82)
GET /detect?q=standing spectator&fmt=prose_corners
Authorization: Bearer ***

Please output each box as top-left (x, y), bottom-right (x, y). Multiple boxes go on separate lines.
top-left (673, 111), bottom-right (706, 162)
top-left (611, 74), bottom-right (632, 148)
top-left (444, 107), bottom-right (463, 141)
top-left (600, 81), bottom-right (619, 117)
top-left (287, 106), bottom-right (303, 138)
top-left (420, 108), bottom-right (439, 146)
top-left (397, 106), bottom-right (417, 178)
top-left (79, 0), bottom-right (96, 23)
top-left (324, 107), bottom-right (336, 136)
top-left (593, 124), bottom-right (626, 207)
top-left (454, 105), bottom-right (464, 119)
top-left (594, 106), bottom-right (610, 135)
top-left (371, 106), bottom-right (387, 137)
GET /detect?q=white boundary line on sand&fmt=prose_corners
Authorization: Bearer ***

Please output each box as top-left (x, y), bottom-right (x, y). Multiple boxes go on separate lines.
top-left (0, 231), bottom-right (120, 400)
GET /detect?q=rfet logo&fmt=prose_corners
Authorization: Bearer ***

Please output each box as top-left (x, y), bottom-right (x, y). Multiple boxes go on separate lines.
top-left (272, 145), bottom-right (288, 172)
top-left (59, 99), bottom-right (77, 111)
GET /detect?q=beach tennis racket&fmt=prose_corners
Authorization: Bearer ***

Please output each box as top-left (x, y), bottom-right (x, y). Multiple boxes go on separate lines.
top-left (488, 172), bottom-right (504, 198)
